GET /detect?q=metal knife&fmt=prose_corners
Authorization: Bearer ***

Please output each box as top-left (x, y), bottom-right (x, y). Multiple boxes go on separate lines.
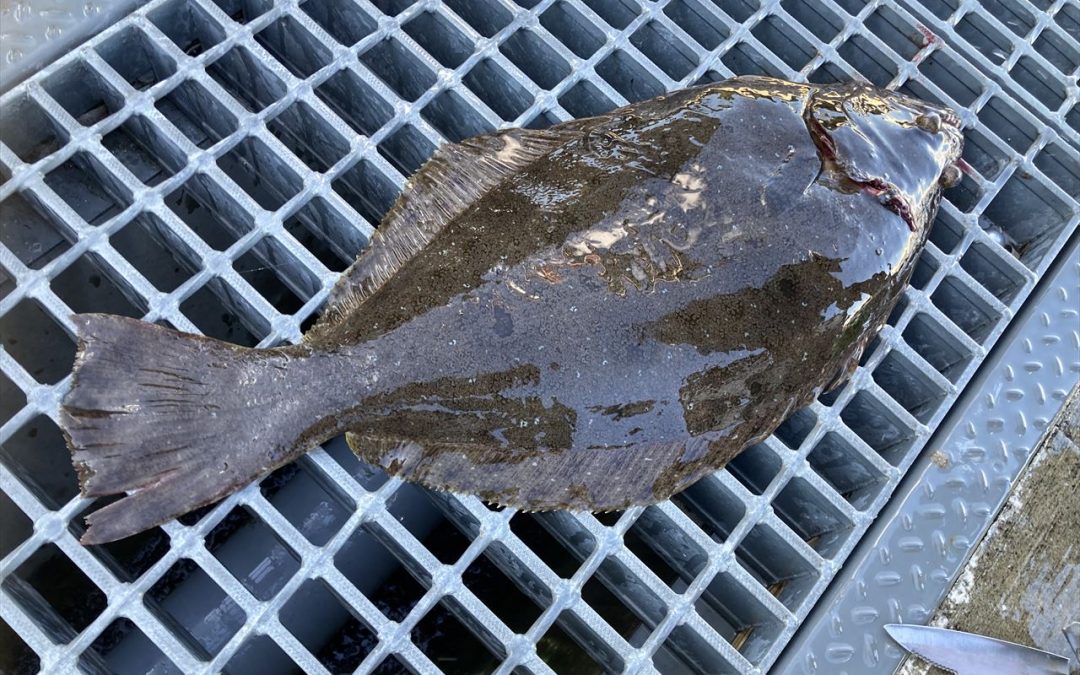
top-left (884, 624), bottom-right (1071, 675)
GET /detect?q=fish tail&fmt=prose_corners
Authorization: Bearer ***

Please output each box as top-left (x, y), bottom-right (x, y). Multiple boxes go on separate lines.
top-left (61, 314), bottom-right (322, 544)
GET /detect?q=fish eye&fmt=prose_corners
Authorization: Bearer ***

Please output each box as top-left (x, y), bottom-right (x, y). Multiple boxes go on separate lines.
top-left (939, 164), bottom-right (962, 188)
top-left (916, 113), bottom-right (942, 134)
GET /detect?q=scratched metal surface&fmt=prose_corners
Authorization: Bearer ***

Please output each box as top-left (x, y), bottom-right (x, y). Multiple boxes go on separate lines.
top-left (0, 0), bottom-right (1076, 673)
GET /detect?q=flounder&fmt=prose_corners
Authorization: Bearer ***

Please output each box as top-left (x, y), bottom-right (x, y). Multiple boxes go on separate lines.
top-left (60, 76), bottom-right (964, 543)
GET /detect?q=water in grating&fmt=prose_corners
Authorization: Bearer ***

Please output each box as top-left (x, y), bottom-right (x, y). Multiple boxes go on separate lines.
top-left (0, 0), bottom-right (1076, 673)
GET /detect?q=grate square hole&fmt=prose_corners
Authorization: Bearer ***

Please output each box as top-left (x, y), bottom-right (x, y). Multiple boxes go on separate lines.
top-left (412, 597), bottom-right (504, 669)
top-left (217, 136), bottom-right (303, 211)
top-left (72, 496), bottom-right (172, 582)
top-left (80, 617), bottom-right (180, 674)
top-left (773, 407), bottom-right (817, 449)
top-left (665, 0), bottom-right (728, 50)
top-left (370, 0), bottom-right (415, 16)
top-left (587, 557), bottom-right (667, 646)
top-left (863, 6), bottom-right (920, 61)
top-left (1033, 30), bottom-right (1078, 75)
top-left (931, 276), bottom-right (1002, 342)
top-left (42, 61), bottom-right (125, 126)
top-left (726, 443), bottom-right (781, 494)
top-left (464, 59), bottom-right (534, 120)
top-left (920, 51), bottom-right (983, 108)
top-left (224, 634), bottom-right (299, 675)
top-left (260, 459), bottom-right (351, 545)
top-left (980, 96), bottom-right (1039, 153)
top-left (982, 0), bottom-right (1036, 37)
top-left (631, 21), bottom-right (699, 81)
top-left (1012, 56), bottom-right (1067, 110)
top-left (445, 0), bottom-right (512, 37)
top-left (629, 507), bottom-right (705, 585)
top-left (736, 523), bottom-right (819, 611)
top-left (960, 127), bottom-right (1010, 181)
top-left (267, 100), bottom-right (349, 173)
top-left (711, 0), bottom-right (758, 22)
top-left (102, 115), bottom-right (184, 187)
top-left (902, 311), bottom-right (973, 383)
top-left (334, 523), bottom-right (427, 621)
top-left (110, 211), bottom-right (199, 293)
top-left (149, 0), bottom-right (226, 56)
top-left (206, 506), bottom-right (300, 600)
top-left (0, 370), bottom-right (26, 427)
top-left (0, 94), bottom-right (67, 164)
top-left (237, 236), bottom-right (320, 311)
top-left (559, 79), bottom-right (615, 118)
top-left (983, 171), bottom-right (1072, 267)
top-left (315, 68), bottom-right (394, 137)
top-left (166, 173), bottom-right (253, 249)
top-left (1034, 141), bottom-right (1080, 198)
top-left (422, 89), bottom-right (494, 142)
top-left (720, 40), bottom-right (784, 78)
top-left (781, 0), bottom-right (843, 42)
top-left (510, 513), bottom-right (590, 577)
top-left (837, 34), bottom-right (898, 88)
top-left (387, 492), bottom-right (475, 565)
top-left (955, 11), bottom-right (1013, 65)
top-left (44, 151), bottom-right (131, 226)
top-left (378, 124), bottom-right (436, 175)
top-left (540, 611), bottom-right (622, 673)
top-left (361, 37), bottom-right (437, 102)
top-left (660, 624), bottom-right (736, 673)
top-left (210, 0), bottom-right (272, 24)
top-left (0, 301), bottom-right (76, 385)
top-left (156, 79), bottom-right (239, 148)
top-left (960, 241), bottom-right (1027, 304)
top-left (696, 569), bottom-right (784, 663)
top-left (752, 15), bottom-right (816, 71)
top-left (1054, 4), bottom-right (1078, 40)
top-left (283, 196), bottom-right (363, 273)
top-left (596, 50), bottom-right (665, 103)
top-left (526, 109), bottom-right (562, 129)
top-left (873, 349), bottom-right (947, 423)
top-left (583, 0), bottom-right (641, 29)
top-left (671, 475), bottom-right (744, 543)
top-left (840, 390), bottom-right (915, 464)
top-left (332, 158), bottom-right (400, 225)
top-left (4, 543), bottom-right (106, 643)
top-left (255, 15), bottom-right (333, 79)
top-left (463, 543), bottom-right (548, 632)
top-left (0, 494), bottom-right (32, 567)
top-left (807, 431), bottom-right (887, 509)
top-left (302, 0), bottom-right (377, 46)
top-left (405, 11), bottom-right (476, 69)
top-left (774, 477), bottom-right (853, 557)
top-left (207, 46), bottom-right (287, 112)
top-left (280, 578), bottom-right (377, 672)
top-left (939, 165), bottom-right (981, 213)
top-left (502, 29), bottom-right (572, 90)
top-left (0, 191), bottom-right (73, 269)
top-left (1, 621), bottom-right (39, 674)
top-left (179, 278), bottom-right (264, 346)
top-left (147, 558), bottom-right (246, 658)
top-left (1, 414), bottom-right (78, 508)
top-left (97, 26), bottom-right (177, 91)
top-left (541, 2), bottom-right (605, 58)
top-left (52, 253), bottom-right (146, 318)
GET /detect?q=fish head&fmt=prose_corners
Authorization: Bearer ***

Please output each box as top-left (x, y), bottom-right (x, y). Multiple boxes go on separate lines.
top-left (806, 82), bottom-right (965, 232)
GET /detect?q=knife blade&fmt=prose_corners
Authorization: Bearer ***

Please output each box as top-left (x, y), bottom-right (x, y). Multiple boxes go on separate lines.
top-left (884, 624), bottom-right (1071, 675)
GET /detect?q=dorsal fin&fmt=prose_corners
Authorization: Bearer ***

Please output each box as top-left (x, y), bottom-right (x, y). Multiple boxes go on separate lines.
top-left (307, 126), bottom-right (583, 340)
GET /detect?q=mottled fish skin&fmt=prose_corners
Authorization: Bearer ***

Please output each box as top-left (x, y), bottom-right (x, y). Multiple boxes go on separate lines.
top-left (60, 76), bottom-right (964, 543)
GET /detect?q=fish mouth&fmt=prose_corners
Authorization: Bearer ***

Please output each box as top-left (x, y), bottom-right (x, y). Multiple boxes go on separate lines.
top-left (802, 109), bottom-right (919, 231)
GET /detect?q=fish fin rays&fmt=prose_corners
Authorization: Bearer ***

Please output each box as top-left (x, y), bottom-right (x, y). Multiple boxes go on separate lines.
top-left (307, 127), bottom-right (580, 340)
top-left (346, 431), bottom-right (726, 511)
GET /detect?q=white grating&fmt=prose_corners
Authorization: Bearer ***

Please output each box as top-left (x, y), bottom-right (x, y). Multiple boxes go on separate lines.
top-left (0, 0), bottom-right (1076, 674)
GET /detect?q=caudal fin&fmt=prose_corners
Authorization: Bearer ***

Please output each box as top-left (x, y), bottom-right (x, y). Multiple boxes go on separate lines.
top-left (61, 315), bottom-right (320, 544)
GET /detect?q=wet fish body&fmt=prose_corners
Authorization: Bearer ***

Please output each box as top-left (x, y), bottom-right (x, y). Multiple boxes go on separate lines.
top-left (61, 76), bottom-right (964, 543)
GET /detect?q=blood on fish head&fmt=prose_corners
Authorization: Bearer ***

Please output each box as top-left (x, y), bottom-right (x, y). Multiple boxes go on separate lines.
top-left (806, 82), bottom-right (964, 232)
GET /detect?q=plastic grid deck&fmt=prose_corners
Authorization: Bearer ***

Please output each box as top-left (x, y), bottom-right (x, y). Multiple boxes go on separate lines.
top-left (0, 0), bottom-right (1076, 673)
